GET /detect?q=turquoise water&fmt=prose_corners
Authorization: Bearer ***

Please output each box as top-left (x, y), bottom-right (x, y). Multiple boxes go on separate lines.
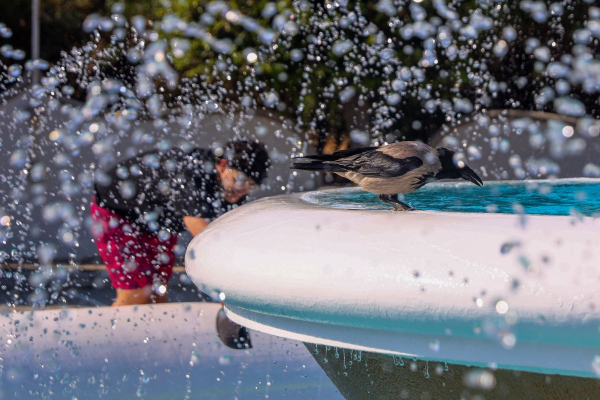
top-left (302, 180), bottom-right (600, 216)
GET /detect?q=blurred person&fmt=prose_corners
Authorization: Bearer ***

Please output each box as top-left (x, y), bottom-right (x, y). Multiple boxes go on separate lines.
top-left (90, 138), bottom-right (270, 306)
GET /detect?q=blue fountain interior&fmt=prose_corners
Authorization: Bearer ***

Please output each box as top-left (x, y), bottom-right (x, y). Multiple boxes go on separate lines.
top-left (302, 180), bottom-right (600, 217)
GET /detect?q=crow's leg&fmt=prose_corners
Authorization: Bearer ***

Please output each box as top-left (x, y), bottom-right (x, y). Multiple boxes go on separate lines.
top-left (378, 194), bottom-right (412, 211)
top-left (393, 194), bottom-right (413, 211)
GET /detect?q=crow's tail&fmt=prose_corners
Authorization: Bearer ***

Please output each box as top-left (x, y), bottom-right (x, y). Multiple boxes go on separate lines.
top-left (291, 147), bottom-right (376, 172)
top-left (290, 159), bottom-right (347, 172)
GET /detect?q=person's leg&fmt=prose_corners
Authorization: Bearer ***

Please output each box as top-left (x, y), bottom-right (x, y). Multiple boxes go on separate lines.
top-left (113, 287), bottom-right (153, 306)
top-left (143, 231), bottom-right (178, 303)
top-left (109, 229), bottom-right (177, 306)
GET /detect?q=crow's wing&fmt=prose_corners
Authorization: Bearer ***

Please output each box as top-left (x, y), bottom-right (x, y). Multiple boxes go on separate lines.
top-left (298, 146), bottom-right (377, 161)
top-left (332, 150), bottom-right (423, 177)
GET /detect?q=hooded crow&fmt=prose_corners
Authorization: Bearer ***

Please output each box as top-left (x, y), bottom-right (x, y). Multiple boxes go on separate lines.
top-left (291, 141), bottom-right (483, 211)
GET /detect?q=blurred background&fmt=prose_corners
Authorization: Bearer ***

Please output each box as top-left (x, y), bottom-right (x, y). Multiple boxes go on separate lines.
top-left (3, 0), bottom-right (599, 146)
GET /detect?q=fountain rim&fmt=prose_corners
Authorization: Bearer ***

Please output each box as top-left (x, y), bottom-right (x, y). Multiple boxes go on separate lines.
top-left (185, 176), bottom-right (600, 379)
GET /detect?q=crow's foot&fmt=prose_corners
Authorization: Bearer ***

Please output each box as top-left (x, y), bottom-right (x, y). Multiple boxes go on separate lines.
top-left (378, 194), bottom-right (412, 211)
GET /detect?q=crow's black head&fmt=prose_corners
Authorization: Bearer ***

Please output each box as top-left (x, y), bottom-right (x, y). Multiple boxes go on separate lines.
top-left (435, 147), bottom-right (483, 186)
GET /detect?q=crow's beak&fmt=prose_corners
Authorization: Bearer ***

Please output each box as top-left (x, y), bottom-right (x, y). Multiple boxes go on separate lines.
top-left (461, 166), bottom-right (483, 187)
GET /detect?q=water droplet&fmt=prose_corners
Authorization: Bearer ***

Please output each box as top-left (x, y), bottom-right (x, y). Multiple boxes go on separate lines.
top-left (500, 241), bottom-right (520, 254)
top-left (119, 180), bottom-right (137, 199)
top-left (495, 300), bottom-right (509, 315)
top-left (464, 369), bottom-right (496, 390)
top-left (592, 356), bottom-right (600, 377)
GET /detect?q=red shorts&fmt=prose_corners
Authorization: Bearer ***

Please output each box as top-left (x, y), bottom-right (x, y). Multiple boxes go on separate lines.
top-left (90, 200), bottom-right (178, 290)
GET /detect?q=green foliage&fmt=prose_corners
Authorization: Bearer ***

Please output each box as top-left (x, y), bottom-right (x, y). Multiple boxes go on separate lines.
top-left (3, 0), bottom-right (599, 150)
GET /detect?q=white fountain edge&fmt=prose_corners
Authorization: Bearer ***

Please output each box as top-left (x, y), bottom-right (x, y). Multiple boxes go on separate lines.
top-left (186, 177), bottom-right (600, 379)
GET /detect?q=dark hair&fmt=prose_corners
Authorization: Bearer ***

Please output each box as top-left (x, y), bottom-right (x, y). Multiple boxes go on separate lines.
top-left (222, 138), bottom-right (270, 184)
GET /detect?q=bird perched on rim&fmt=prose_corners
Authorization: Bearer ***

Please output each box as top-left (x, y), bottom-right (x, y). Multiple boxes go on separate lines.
top-left (291, 141), bottom-right (483, 211)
